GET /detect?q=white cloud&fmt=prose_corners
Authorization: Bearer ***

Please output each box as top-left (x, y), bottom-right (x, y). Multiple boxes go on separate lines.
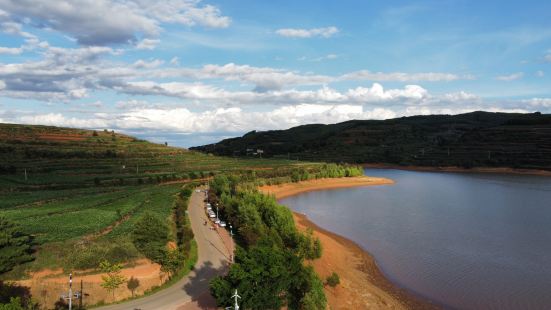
top-left (276, 26), bottom-right (339, 38)
top-left (536, 70), bottom-right (544, 77)
top-left (496, 72), bottom-right (524, 81)
top-left (0, 46), bottom-right (22, 54)
top-left (0, 0), bottom-right (230, 46)
top-left (170, 57), bottom-right (180, 65)
top-left (300, 54), bottom-right (339, 62)
top-left (522, 98), bottom-right (551, 108)
top-left (136, 39), bottom-right (160, 50)
top-left (133, 59), bottom-right (164, 69)
top-left (341, 70), bottom-right (474, 82)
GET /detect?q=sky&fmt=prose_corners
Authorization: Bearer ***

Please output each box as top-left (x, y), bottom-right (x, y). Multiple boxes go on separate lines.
top-left (0, 0), bottom-right (550, 147)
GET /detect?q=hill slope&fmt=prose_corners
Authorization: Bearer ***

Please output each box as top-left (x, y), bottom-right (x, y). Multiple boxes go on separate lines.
top-left (192, 111), bottom-right (551, 170)
top-left (0, 123), bottom-right (299, 191)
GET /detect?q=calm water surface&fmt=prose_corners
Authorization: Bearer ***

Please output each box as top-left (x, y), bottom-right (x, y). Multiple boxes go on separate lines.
top-left (280, 169), bottom-right (551, 310)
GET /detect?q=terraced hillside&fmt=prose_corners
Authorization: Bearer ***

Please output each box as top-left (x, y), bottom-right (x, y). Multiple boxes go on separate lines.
top-left (0, 123), bottom-right (309, 281)
top-left (192, 111), bottom-right (551, 170)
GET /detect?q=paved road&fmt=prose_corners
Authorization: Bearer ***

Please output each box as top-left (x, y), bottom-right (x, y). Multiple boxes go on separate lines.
top-left (97, 187), bottom-right (231, 310)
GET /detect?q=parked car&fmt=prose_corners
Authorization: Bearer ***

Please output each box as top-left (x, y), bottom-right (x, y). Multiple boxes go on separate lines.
top-left (215, 219), bottom-right (221, 224)
top-left (219, 221), bottom-right (226, 227)
top-left (209, 213), bottom-right (216, 218)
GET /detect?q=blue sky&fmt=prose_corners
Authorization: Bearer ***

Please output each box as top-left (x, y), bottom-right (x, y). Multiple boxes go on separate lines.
top-left (0, 0), bottom-right (550, 147)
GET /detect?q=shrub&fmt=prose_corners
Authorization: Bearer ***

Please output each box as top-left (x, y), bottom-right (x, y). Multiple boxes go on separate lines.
top-left (326, 272), bottom-right (340, 287)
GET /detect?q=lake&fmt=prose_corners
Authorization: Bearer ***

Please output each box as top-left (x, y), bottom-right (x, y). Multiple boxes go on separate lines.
top-left (280, 169), bottom-right (551, 310)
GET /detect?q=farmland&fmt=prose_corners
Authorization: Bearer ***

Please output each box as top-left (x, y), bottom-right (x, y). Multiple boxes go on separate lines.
top-left (0, 123), bottom-right (313, 280)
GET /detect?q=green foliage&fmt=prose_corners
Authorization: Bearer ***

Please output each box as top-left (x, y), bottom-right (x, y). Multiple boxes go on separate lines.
top-left (0, 297), bottom-right (24, 310)
top-left (126, 276), bottom-right (140, 297)
top-left (99, 260), bottom-right (127, 298)
top-left (326, 272), bottom-right (340, 287)
top-left (0, 217), bottom-right (33, 274)
top-left (160, 248), bottom-right (183, 278)
top-left (131, 213), bottom-right (168, 264)
top-left (209, 175), bottom-right (327, 309)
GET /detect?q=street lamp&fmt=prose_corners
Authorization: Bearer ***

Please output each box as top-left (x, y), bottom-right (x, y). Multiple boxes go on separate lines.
top-left (229, 224), bottom-right (233, 236)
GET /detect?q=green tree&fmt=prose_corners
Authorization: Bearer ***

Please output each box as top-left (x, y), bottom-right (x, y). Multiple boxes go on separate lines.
top-left (160, 248), bottom-right (183, 278)
top-left (126, 277), bottom-right (140, 297)
top-left (99, 260), bottom-right (127, 299)
top-left (0, 297), bottom-right (24, 310)
top-left (131, 213), bottom-right (168, 263)
top-left (0, 217), bottom-right (34, 274)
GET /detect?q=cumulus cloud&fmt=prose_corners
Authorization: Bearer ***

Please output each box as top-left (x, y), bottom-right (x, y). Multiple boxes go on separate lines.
top-left (496, 72), bottom-right (524, 81)
top-left (536, 70), bottom-right (544, 77)
top-left (0, 0), bottom-right (230, 46)
top-left (276, 26), bottom-right (339, 38)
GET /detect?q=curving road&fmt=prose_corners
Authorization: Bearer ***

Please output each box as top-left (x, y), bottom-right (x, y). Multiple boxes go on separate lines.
top-left (97, 187), bottom-right (231, 310)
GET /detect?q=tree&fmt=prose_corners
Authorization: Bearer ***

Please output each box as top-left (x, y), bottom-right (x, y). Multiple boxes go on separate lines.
top-left (0, 217), bottom-right (34, 274)
top-left (131, 213), bottom-right (169, 263)
top-left (99, 260), bottom-right (127, 300)
top-left (160, 248), bottom-right (183, 278)
top-left (126, 277), bottom-right (140, 297)
top-left (326, 272), bottom-right (340, 287)
top-left (0, 297), bottom-right (24, 310)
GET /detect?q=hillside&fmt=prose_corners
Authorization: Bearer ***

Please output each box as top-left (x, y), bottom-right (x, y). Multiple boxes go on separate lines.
top-left (0, 123), bottom-right (309, 282)
top-left (0, 123), bottom-right (301, 191)
top-left (192, 111), bottom-right (551, 170)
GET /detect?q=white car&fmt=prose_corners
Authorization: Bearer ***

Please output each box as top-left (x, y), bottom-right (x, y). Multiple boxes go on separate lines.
top-left (209, 213), bottom-right (216, 218)
top-left (195, 189), bottom-right (200, 193)
top-left (219, 221), bottom-right (226, 227)
top-left (206, 206), bottom-right (212, 211)
top-left (215, 219), bottom-right (221, 224)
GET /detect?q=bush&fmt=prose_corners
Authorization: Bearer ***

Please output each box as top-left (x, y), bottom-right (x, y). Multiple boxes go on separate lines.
top-left (326, 272), bottom-right (340, 287)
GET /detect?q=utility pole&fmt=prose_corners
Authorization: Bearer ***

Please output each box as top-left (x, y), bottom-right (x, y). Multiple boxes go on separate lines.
top-left (60, 273), bottom-right (73, 310)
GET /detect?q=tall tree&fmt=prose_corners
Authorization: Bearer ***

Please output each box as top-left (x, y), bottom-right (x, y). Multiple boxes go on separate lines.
top-left (126, 277), bottom-right (140, 297)
top-left (0, 217), bottom-right (33, 274)
top-left (131, 213), bottom-right (168, 263)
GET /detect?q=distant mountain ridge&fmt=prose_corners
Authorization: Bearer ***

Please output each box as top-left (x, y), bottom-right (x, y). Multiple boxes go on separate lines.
top-left (191, 111), bottom-right (551, 170)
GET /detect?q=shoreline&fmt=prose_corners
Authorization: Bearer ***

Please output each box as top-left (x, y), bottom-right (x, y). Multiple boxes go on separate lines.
top-left (363, 163), bottom-right (551, 176)
top-left (259, 177), bottom-right (439, 310)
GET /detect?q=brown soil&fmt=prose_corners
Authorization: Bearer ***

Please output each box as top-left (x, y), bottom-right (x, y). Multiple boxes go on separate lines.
top-left (16, 259), bottom-right (165, 308)
top-left (363, 163), bottom-right (551, 176)
top-left (260, 177), bottom-right (440, 310)
top-left (260, 176), bottom-right (394, 200)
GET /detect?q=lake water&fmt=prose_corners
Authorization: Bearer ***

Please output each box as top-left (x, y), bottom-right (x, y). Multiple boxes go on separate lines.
top-left (280, 169), bottom-right (551, 310)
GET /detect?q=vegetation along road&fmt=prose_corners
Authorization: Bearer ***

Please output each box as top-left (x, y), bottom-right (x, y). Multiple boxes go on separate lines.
top-left (97, 187), bottom-right (233, 310)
